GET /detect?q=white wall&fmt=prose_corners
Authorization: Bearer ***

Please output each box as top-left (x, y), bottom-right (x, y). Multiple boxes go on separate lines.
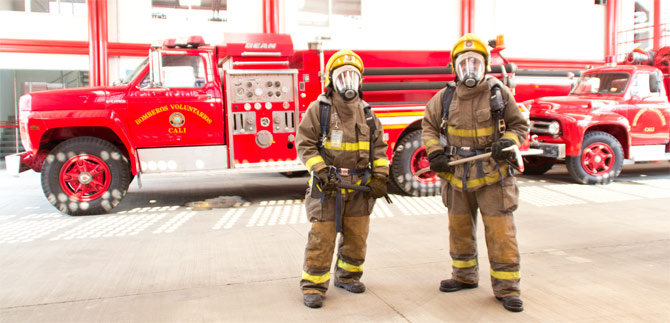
top-left (284, 0), bottom-right (461, 50)
top-left (475, 0), bottom-right (606, 60)
top-left (112, 0), bottom-right (263, 45)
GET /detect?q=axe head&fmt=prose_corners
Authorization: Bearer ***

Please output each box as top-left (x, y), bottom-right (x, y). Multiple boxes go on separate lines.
top-left (504, 145), bottom-right (525, 173)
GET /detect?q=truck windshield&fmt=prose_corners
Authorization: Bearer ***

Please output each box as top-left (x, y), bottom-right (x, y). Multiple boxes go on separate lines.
top-left (571, 72), bottom-right (630, 95)
top-left (121, 58), bottom-right (149, 84)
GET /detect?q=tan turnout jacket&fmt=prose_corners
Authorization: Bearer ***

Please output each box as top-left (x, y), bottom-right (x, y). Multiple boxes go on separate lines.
top-left (422, 76), bottom-right (529, 191)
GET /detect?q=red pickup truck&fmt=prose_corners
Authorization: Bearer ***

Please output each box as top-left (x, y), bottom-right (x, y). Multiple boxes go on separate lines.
top-left (523, 47), bottom-right (670, 184)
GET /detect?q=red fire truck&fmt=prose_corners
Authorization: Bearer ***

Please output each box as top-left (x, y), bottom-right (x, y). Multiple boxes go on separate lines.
top-left (523, 47), bottom-right (670, 184)
top-left (7, 33), bottom-right (529, 215)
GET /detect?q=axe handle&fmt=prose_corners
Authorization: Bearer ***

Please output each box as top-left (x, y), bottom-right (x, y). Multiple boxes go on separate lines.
top-left (447, 152), bottom-right (493, 166)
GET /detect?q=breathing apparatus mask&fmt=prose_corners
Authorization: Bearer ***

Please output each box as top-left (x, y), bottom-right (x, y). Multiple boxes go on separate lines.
top-left (332, 65), bottom-right (362, 101)
top-left (455, 51), bottom-right (485, 88)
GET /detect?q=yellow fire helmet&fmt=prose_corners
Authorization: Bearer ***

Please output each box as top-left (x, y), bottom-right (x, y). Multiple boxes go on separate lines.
top-left (451, 34), bottom-right (491, 72)
top-left (324, 49), bottom-right (364, 88)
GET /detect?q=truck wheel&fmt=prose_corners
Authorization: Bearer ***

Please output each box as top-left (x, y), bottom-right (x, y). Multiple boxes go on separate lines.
top-left (390, 129), bottom-right (441, 196)
top-left (41, 137), bottom-right (131, 215)
top-left (522, 156), bottom-right (555, 175)
top-left (566, 131), bottom-right (623, 185)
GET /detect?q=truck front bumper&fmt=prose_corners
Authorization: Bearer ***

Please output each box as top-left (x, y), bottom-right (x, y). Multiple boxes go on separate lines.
top-left (529, 142), bottom-right (566, 159)
top-left (5, 152), bottom-right (31, 176)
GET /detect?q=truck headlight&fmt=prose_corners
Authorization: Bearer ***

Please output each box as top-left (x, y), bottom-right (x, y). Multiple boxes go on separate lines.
top-left (547, 121), bottom-right (560, 135)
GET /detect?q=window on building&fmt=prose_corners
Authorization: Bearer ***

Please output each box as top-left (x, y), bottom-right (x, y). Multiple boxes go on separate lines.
top-left (298, 0), bottom-right (361, 27)
top-left (2, 0), bottom-right (85, 15)
top-left (151, 0), bottom-right (227, 21)
top-left (0, 69), bottom-right (88, 165)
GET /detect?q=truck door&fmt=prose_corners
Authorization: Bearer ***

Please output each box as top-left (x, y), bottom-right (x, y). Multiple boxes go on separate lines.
top-left (126, 52), bottom-right (220, 148)
top-left (626, 71), bottom-right (670, 145)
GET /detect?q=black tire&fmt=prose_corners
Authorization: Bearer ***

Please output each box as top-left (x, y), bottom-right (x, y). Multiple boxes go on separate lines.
top-left (566, 131), bottom-right (623, 185)
top-left (390, 129), bottom-right (441, 196)
top-left (41, 136), bottom-right (131, 215)
top-left (522, 156), bottom-right (555, 175)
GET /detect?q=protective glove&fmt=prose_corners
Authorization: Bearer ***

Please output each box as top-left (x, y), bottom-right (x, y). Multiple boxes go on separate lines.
top-left (491, 138), bottom-right (516, 161)
top-left (368, 174), bottom-right (388, 199)
top-left (317, 168), bottom-right (337, 191)
top-left (428, 150), bottom-right (453, 173)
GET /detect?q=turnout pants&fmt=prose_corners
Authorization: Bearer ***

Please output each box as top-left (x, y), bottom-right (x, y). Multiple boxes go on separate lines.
top-left (441, 176), bottom-right (521, 297)
top-left (300, 194), bottom-right (373, 295)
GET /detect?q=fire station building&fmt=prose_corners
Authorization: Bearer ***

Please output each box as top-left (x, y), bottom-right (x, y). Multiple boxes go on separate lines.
top-left (0, 0), bottom-right (667, 165)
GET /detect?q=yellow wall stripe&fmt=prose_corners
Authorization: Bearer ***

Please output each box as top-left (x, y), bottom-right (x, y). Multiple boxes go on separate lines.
top-left (302, 271), bottom-right (330, 284)
top-left (324, 141), bottom-right (370, 151)
top-left (305, 156), bottom-right (325, 171)
top-left (376, 111), bottom-right (425, 117)
top-left (337, 259), bottom-right (363, 272)
top-left (382, 124), bottom-right (407, 130)
top-left (490, 269), bottom-right (520, 280)
top-left (373, 159), bottom-right (389, 167)
top-left (452, 259), bottom-right (478, 268)
top-left (448, 126), bottom-right (494, 137)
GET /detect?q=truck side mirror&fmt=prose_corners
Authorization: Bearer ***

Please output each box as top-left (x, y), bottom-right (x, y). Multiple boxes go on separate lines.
top-left (141, 47), bottom-right (167, 91)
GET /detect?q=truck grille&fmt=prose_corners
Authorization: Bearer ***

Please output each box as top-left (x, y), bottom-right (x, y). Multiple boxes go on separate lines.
top-left (530, 120), bottom-right (558, 135)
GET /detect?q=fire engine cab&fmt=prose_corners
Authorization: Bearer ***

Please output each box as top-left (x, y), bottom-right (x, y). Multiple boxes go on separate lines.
top-left (7, 33), bottom-right (523, 215)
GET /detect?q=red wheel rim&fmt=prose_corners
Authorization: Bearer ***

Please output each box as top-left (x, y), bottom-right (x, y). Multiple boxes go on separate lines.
top-left (411, 146), bottom-right (439, 184)
top-left (580, 142), bottom-right (615, 176)
top-left (59, 154), bottom-right (111, 201)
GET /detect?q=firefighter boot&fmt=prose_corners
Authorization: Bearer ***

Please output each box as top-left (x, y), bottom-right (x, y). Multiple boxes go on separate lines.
top-left (303, 293), bottom-right (323, 308)
top-left (439, 279), bottom-right (478, 292)
top-left (334, 280), bottom-right (366, 293)
top-left (496, 296), bottom-right (524, 312)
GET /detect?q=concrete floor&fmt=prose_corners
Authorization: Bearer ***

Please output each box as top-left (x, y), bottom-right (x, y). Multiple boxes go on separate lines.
top-left (0, 163), bottom-right (669, 322)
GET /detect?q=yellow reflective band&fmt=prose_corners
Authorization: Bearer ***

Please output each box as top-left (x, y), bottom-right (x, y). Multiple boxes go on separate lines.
top-left (305, 156), bottom-right (325, 171)
top-left (448, 126), bottom-right (494, 137)
top-left (302, 271), bottom-right (330, 284)
top-left (490, 269), bottom-right (520, 280)
top-left (425, 139), bottom-right (441, 148)
top-left (337, 259), bottom-right (363, 272)
top-left (440, 164), bottom-right (508, 189)
top-left (452, 259), bottom-right (477, 268)
top-left (324, 141), bottom-right (370, 151)
top-left (502, 132), bottom-right (521, 146)
top-left (373, 159), bottom-right (389, 167)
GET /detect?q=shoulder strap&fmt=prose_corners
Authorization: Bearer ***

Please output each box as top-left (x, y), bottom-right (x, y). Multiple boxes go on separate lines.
top-left (363, 104), bottom-right (376, 167)
top-left (440, 84), bottom-right (456, 136)
top-left (487, 78), bottom-right (507, 140)
top-left (318, 102), bottom-right (331, 157)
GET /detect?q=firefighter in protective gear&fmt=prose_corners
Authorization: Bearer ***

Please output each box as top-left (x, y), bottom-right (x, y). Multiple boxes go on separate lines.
top-left (297, 50), bottom-right (389, 309)
top-left (422, 34), bottom-right (528, 313)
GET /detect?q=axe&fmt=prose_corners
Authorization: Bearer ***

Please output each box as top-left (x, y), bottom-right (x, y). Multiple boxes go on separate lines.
top-left (415, 146), bottom-right (541, 177)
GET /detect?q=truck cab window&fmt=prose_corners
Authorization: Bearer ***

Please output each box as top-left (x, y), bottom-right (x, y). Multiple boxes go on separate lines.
top-left (630, 73), bottom-right (653, 97)
top-left (161, 55), bottom-right (207, 88)
top-left (572, 73), bottom-right (629, 95)
top-left (123, 58), bottom-right (149, 85)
